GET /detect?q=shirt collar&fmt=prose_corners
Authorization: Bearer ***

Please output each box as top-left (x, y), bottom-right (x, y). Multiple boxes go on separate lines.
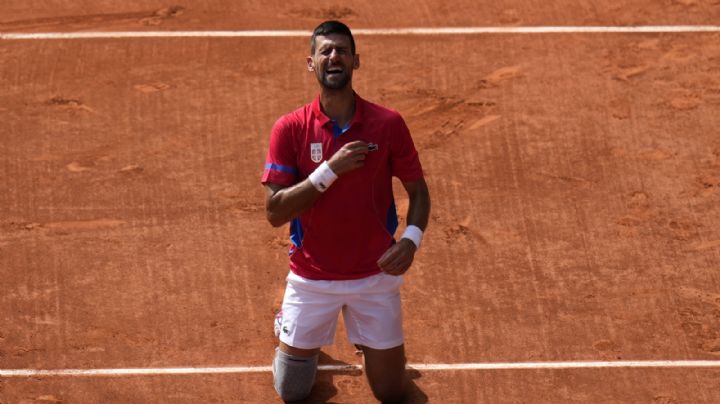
top-left (311, 92), bottom-right (365, 128)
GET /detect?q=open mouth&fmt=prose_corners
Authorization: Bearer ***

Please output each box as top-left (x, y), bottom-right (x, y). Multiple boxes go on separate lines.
top-left (326, 67), bottom-right (343, 75)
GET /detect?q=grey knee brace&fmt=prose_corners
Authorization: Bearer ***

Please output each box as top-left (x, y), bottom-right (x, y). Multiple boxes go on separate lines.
top-left (272, 349), bottom-right (319, 402)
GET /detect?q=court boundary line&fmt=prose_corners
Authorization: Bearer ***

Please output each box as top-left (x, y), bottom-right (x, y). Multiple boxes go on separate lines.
top-left (2, 360), bottom-right (720, 377)
top-left (2, 25), bottom-right (720, 40)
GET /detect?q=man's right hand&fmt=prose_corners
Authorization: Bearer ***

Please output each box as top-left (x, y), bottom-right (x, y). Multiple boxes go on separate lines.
top-left (327, 141), bottom-right (369, 176)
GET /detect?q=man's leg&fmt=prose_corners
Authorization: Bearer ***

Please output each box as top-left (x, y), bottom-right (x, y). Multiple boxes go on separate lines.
top-left (273, 273), bottom-right (343, 402)
top-left (358, 344), bottom-right (407, 403)
top-left (343, 273), bottom-right (407, 402)
top-left (273, 342), bottom-right (321, 402)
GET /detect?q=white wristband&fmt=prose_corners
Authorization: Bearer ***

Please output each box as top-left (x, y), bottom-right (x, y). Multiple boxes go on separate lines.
top-left (308, 161), bottom-right (338, 192)
top-left (401, 225), bottom-right (424, 249)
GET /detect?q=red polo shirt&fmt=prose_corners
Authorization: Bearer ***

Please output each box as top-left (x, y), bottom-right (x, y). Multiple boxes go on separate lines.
top-left (261, 93), bottom-right (423, 280)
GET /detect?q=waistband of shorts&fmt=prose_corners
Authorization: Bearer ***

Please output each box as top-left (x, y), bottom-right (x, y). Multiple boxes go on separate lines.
top-left (286, 270), bottom-right (403, 294)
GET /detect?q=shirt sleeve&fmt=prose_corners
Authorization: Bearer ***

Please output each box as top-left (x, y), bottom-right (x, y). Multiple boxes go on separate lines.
top-left (390, 114), bottom-right (424, 182)
top-left (261, 117), bottom-right (298, 186)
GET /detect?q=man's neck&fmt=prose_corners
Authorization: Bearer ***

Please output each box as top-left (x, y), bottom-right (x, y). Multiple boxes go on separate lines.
top-left (319, 87), bottom-right (355, 128)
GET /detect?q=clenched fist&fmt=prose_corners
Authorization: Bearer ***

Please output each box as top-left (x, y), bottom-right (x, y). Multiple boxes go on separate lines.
top-left (326, 141), bottom-right (369, 176)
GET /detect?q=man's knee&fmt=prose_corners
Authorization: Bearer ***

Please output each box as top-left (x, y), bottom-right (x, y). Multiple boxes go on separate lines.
top-left (360, 344), bottom-right (407, 403)
top-left (369, 377), bottom-right (406, 404)
top-left (372, 386), bottom-right (406, 404)
top-left (272, 349), bottom-right (319, 402)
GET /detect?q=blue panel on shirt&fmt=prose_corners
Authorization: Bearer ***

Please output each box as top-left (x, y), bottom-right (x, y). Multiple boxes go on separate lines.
top-left (289, 217), bottom-right (304, 254)
top-left (386, 200), bottom-right (398, 236)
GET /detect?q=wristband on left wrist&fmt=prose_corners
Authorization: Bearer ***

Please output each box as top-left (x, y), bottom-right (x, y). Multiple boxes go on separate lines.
top-left (401, 225), bottom-right (423, 249)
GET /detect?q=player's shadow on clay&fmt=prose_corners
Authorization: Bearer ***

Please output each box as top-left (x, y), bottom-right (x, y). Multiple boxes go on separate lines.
top-left (295, 352), bottom-right (428, 403)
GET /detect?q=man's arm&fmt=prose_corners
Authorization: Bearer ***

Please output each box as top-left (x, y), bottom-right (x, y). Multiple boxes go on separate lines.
top-left (377, 178), bottom-right (431, 275)
top-left (264, 140), bottom-right (370, 227)
top-left (264, 181), bottom-right (322, 227)
top-left (402, 178), bottom-right (430, 231)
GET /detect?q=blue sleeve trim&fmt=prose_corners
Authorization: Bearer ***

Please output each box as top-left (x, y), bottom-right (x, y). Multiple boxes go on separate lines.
top-left (265, 162), bottom-right (298, 174)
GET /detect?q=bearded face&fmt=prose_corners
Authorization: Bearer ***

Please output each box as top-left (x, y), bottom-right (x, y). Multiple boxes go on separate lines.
top-left (308, 34), bottom-right (359, 91)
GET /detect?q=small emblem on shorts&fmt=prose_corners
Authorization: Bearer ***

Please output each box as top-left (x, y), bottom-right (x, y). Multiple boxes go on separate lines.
top-left (282, 326), bottom-right (289, 335)
top-left (310, 143), bottom-right (323, 163)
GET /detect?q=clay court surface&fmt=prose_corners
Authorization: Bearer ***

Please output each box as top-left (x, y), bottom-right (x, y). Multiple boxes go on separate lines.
top-left (2, 1), bottom-right (720, 403)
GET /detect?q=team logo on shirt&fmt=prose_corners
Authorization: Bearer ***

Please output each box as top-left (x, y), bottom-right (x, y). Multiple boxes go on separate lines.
top-left (310, 143), bottom-right (323, 163)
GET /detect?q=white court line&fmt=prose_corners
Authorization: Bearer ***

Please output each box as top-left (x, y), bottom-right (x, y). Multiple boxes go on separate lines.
top-left (1, 25), bottom-right (720, 40)
top-left (2, 360), bottom-right (720, 377)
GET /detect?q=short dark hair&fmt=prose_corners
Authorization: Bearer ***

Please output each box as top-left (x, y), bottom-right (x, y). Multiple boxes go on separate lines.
top-left (310, 20), bottom-right (355, 55)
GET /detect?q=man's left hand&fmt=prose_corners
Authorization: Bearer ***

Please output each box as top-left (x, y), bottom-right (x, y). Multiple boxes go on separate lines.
top-left (377, 238), bottom-right (417, 276)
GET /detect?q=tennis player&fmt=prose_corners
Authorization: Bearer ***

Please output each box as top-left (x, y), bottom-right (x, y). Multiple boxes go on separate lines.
top-left (261, 20), bottom-right (430, 403)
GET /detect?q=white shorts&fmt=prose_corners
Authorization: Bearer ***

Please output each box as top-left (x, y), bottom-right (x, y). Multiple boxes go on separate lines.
top-left (276, 271), bottom-right (404, 350)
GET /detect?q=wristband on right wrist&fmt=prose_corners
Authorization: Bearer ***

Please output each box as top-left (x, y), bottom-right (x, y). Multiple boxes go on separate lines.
top-left (308, 161), bottom-right (338, 192)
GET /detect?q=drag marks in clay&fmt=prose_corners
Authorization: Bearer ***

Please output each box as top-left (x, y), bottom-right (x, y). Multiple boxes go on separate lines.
top-left (606, 39), bottom-right (709, 114)
top-left (608, 147), bottom-right (676, 162)
top-left (378, 63), bottom-right (519, 151)
top-left (531, 171), bottom-right (593, 189)
top-left (387, 87), bottom-right (503, 151)
top-left (608, 98), bottom-right (632, 120)
top-left (669, 93), bottom-right (703, 111)
top-left (592, 339), bottom-right (623, 360)
top-left (66, 161), bottom-right (93, 172)
top-left (614, 189), bottom-right (711, 247)
top-left (385, 88), bottom-right (469, 150)
top-left (612, 65), bottom-right (651, 82)
top-left (119, 164), bottom-right (143, 173)
top-left (676, 287), bottom-right (720, 355)
top-left (635, 148), bottom-right (676, 161)
top-left (661, 45), bottom-right (697, 64)
top-left (478, 65), bottom-right (524, 88)
top-left (41, 219), bottom-right (126, 232)
top-left (689, 150), bottom-right (720, 198)
top-left (282, 6), bottom-right (357, 21)
top-left (52, 144), bottom-right (145, 176)
top-left (695, 174), bottom-right (720, 196)
top-left (267, 235), bottom-right (291, 250)
top-left (63, 155), bottom-right (142, 175)
top-left (673, 0), bottom-right (698, 5)
top-left (660, 44), bottom-right (707, 110)
top-left (2, 219), bottom-right (126, 237)
top-left (231, 201), bottom-right (263, 214)
top-left (498, 8), bottom-right (523, 25)
top-left (652, 396), bottom-right (678, 404)
top-left (133, 82), bottom-right (172, 93)
top-left (29, 395), bottom-right (62, 403)
top-left (468, 115), bottom-right (501, 130)
top-left (690, 239), bottom-right (720, 251)
top-left (441, 217), bottom-right (488, 246)
top-left (0, 6), bottom-right (184, 30)
top-left (46, 96), bottom-right (94, 113)
top-left (667, 220), bottom-right (696, 241)
top-left (138, 6), bottom-right (185, 26)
